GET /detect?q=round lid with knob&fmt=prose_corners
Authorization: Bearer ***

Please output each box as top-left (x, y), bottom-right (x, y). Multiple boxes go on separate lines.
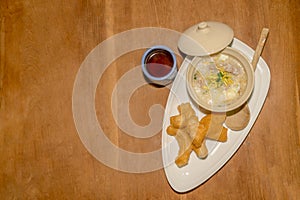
top-left (178, 21), bottom-right (234, 56)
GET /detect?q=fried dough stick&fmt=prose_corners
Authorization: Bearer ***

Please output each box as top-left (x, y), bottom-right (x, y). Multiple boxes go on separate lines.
top-left (200, 114), bottom-right (228, 142)
top-left (193, 140), bottom-right (208, 159)
top-left (174, 129), bottom-right (193, 167)
top-left (167, 103), bottom-right (208, 167)
top-left (167, 103), bottom-right (230, 168)
top-left (170, 103), bottom-right (196, 128)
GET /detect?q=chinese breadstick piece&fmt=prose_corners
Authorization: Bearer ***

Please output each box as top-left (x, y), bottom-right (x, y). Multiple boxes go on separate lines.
top-left (174, 129), bottom-right (193, 167)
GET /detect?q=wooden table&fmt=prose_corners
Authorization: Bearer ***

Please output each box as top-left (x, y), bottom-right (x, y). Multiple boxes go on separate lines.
top-left (0, 0), bottom-right (299, 199)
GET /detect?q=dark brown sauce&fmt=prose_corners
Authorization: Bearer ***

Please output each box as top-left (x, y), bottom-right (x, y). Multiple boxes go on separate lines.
top-left (145, 49), bottom-right (174, 77)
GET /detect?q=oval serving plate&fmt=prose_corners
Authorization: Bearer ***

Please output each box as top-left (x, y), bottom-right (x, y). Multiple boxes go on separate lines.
top-left (162, 38), bottom-right (270, 193)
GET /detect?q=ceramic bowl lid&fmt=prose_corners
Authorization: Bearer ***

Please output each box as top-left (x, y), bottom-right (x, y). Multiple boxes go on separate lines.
top-left (178, 21), bottom-right (234, 56)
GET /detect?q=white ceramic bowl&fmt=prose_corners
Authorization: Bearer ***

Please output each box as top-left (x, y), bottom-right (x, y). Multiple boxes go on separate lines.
top-left (186, 47), bottom-right (254, 112)
top-left (141, 45), bottom-right (177, 86)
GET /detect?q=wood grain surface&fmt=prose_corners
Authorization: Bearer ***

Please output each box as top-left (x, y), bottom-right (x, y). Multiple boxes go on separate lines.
top-left (0, 0), bottom-right (299, 199)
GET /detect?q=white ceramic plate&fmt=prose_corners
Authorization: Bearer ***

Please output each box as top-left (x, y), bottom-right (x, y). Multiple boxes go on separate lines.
top-left (162, 38), bottom-right (271, 193)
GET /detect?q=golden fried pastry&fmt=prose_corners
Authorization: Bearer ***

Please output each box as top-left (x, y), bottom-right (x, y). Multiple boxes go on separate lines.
top-left (192, 123), bottom-right (207, 148)
top-left (186, 115), bottom-right (199, 138)
top-left (170, 115), bottom-right (186, 129)
top-left (166, 125), bottom-right (178, 136)
top-left (177, 103), bottom-right (196, 118)
top-left (170, 103), bottom-right (196, 128)
top-left (200, 114), bottom-right (228, 142)
top-left (167, 103), bottom-right (200, 167)
top-left (174, 129), bottom-right (193, 167)
top-left (216, 127), bottom-right (228, 142)
top-left (167, 103), bottom-right (229, 168)
top-left (175, 148), bottom-right (192, 167)
top-left (192, 139), bottom-right (208, 159)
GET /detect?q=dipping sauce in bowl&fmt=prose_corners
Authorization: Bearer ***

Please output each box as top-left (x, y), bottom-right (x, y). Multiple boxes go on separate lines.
top-left (186, 47), bottom-right (254, 112)
top-left (145, 49), bottom-right (174, 77)
top-left (142, 45), bottom-right (177, 86)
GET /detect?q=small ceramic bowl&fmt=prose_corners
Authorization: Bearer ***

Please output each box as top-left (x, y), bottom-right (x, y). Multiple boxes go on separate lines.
top-left (141, 45), bottom-right (177, 86)
top-left (186, 47), bottom-right (254, 112)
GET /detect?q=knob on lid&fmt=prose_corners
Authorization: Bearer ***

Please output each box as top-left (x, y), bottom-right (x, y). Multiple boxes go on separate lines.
top-left (178, 21), bottom-right (234, 56)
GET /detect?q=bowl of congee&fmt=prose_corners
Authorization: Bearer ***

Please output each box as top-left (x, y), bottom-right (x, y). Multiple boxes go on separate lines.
top-left (178, 21), bottom-right (254, 112)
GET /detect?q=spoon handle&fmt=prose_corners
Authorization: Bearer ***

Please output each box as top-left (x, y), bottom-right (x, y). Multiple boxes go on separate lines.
top-left (252, 28), bottom-right (269, 71)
